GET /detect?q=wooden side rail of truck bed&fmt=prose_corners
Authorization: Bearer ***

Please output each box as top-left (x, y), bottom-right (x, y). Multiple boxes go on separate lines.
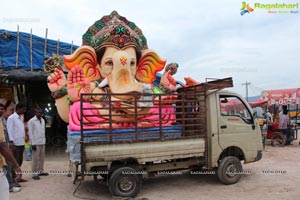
top-left (77, 77), bottom-right (233, 144)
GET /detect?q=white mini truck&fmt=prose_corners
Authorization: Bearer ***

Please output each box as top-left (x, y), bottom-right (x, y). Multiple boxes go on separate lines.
top-left (67, 77), bottom-right (263, 197)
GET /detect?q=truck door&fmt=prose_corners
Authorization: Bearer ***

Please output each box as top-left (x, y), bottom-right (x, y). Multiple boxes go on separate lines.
top-left (217, 95), bottom-right (258, 153)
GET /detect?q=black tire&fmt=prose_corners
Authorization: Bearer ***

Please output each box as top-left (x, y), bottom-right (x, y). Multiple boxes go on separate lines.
top-left (285, 129), bottom-right (295, 145)
top-left (108, 167), bottom-right (141, 198)
top-left (271, 132), bottom-right (287, 147)
top-left (217, 156), bottom-right (242, 185)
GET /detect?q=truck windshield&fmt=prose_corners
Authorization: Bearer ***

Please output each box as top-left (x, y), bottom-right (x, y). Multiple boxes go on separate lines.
top-left (220, 95), bottom-right (253, 124)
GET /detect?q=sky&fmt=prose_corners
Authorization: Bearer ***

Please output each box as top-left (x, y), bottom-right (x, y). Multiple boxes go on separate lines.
top-left (1, 0), bottom-right (300, 98)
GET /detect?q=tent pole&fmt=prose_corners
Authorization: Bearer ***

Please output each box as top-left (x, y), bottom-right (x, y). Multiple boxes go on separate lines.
top-left (56, 39), bottom-right (60, 54)
top-left (71, 40), bottom-right (74, 54)
top-left (15, 25), bottom-right (20, 69)
top-left (13, 85), bottom-right (19, 104)
top-left (22, 84), bottom-right (26, 103)
top-left (44, 28), bottom-right (48, 56)
top-left (30, 28), bottom-right (33, 71)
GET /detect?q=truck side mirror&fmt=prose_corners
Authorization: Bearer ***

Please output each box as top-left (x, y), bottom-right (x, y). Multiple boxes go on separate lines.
top-left (220, 98), bottom-right (228, 103)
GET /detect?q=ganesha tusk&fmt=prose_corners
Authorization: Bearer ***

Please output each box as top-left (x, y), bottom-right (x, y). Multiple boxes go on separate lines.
top-left (138, 84), bottom-right (154, 107)
top-left (97, 77), bottom-right (108, 88)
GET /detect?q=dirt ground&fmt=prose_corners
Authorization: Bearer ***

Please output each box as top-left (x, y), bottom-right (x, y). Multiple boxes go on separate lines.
top-left (9, 139), bottom-right (300, 200)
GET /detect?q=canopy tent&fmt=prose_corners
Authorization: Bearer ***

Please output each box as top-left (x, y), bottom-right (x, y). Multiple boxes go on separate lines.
top-left (0, 29), bottom-right (79, 81)
top-left (0, 29), bottom-right (80, 109)
top-left (261, 88), bottom-right (300, 105)
top-left (248, 98), bottom-right (268, 108)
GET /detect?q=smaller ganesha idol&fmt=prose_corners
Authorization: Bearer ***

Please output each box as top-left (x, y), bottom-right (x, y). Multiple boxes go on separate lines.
top-left (47, 11), bottom-right (177, 131)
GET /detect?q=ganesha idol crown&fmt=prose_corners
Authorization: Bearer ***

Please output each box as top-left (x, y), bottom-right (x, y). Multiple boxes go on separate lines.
top-left (82, 11), bottom-right (148, 51)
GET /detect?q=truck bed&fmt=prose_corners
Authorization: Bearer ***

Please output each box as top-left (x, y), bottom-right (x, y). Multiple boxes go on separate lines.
top-left (83, 138), bottom-right (205, 170)
top-left (67, 126), bottom-right (183, 161)
top-left (68, 78), bottom-right (233, 168)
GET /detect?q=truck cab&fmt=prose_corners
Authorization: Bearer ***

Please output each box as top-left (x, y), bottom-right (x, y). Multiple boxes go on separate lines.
top-left (208, 91), bottom-right (263, 172)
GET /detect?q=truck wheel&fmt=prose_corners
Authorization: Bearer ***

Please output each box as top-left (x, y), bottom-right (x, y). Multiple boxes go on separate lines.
top-left (285, 129), bottom-right (295, 145)
top-left (108, 167), bottom-right (141, 198)
top-left (217, 156), bottom-right (242, 185)
top-left (271, 132), bottom-right (287, 147)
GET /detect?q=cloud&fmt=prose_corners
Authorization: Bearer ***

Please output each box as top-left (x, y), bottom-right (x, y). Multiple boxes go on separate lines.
top-left (1, 0), bottom-right (300, 98)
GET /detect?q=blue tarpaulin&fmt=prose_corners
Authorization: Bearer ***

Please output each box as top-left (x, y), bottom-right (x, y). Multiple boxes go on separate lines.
top-left (0, 29), bottom-right (79, 70)
top-left (0, 29), bottom-right (182, 84)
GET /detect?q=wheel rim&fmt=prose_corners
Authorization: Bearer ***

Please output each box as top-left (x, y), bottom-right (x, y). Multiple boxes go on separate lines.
top-left (272, 135), bottom-right (285, 146)
top-left (274, 138), bottom-right (284, 145)
top-left (118, 177), bottom-right (135, 192)
top-left (226, 163), bottom-right (239, 177)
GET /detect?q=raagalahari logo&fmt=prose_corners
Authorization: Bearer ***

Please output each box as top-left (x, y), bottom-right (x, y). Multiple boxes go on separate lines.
top-left (241, 1), bottom-right (299, 15)
top-left (240, 2), bottom-right (254, 15)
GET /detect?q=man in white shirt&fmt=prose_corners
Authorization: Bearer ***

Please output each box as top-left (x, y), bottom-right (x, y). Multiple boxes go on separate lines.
top-left (265, 109), bottom-right (273, 124)
top-left (279, 109), bottom-right (289, 129)
top-left (279, 109), bottom-right (293, 144)
top-left (6, 103), bottom-right (27, 183)
top-left (28, 107), bottom-right (48, 180)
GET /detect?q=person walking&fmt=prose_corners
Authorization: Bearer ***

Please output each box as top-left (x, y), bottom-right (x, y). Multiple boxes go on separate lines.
top-left (24, 117), bottom-right (31, 161)
top-left (6, 102), bottom-right (27, 183)
top-left (28, 107), bottom-right (48, 180)
top-left (279, 109), bottom-right (292, 144)
top-left (265, 109), bottom-right (273, 124)
top-left (0, 103), bottom-right (21, 192)
top-left (0, 108), bottom-right (22, 200)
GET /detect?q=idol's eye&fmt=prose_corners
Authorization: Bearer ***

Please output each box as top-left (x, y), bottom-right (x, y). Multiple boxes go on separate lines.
top-left (130, 60), bottom-right (136, 66)
top-left (105, 60), bottom-right (113, 66)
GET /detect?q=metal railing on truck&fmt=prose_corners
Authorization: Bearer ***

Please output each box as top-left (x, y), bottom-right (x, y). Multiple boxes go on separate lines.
top-left (78, 77), bottom-right (233, 145)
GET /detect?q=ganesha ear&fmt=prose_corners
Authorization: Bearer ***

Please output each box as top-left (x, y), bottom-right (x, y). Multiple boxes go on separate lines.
top-left (136, 49), bottom-right (166, 84)
top-left (64, 45), bottom-right (101, 81)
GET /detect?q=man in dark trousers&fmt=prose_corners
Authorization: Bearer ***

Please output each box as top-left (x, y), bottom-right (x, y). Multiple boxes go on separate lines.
top-left (7, 103), bottom-right (27, 183)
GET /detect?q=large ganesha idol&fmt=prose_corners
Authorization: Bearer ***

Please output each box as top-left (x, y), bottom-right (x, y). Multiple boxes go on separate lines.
top-left (47, 11), bottom-right (177, 131)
